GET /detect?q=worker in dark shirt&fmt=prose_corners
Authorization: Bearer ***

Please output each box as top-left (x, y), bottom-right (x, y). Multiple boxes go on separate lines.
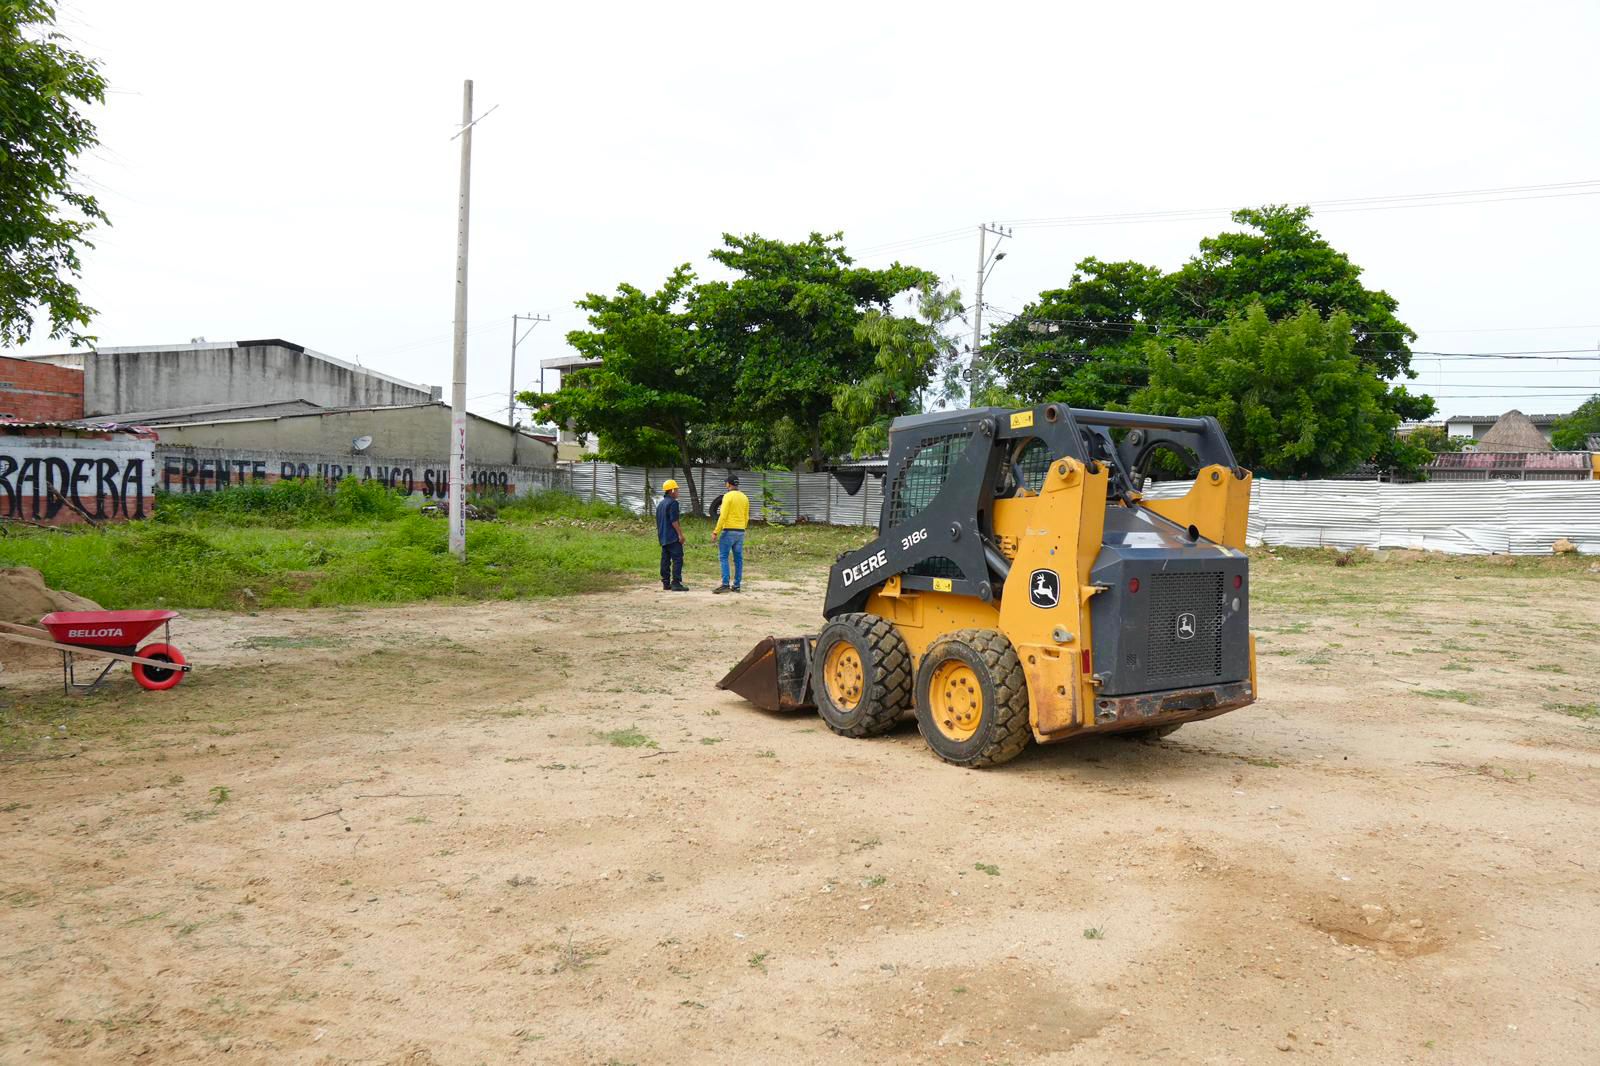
top-left (656, 479), bottom-right (688, 591)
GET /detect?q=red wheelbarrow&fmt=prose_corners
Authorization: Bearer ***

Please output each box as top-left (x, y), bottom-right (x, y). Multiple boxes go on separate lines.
top-left (0, 610), bottom-right (191, 694)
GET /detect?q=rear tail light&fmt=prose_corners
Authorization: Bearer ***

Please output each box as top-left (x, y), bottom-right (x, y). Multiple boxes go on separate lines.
top-left (1081, 649), bottom-right (1091, 675)
top-left (1128, 577), bottom-right (1140, 593)
top-left (1234, 575), bottom-right (1243, 589)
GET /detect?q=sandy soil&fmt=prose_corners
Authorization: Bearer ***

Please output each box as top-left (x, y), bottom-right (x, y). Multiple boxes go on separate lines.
top-left (1, 555), bottom-right (1597, 1065)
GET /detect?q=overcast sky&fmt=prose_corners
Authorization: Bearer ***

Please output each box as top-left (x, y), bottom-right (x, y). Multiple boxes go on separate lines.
top-left (15, 0), bottom-right (1600, 422)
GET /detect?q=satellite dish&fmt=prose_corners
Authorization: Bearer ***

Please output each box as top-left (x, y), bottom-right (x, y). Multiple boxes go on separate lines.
top-left (352, 435), bottom-right (373, 453)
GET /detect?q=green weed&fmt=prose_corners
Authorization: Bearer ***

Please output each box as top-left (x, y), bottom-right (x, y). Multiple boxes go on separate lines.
top-left (596, 726), bottom-right (657, 749)
top-left (973, 862), bottom-right (1000, 877)
top-left (1418, 689), bottom-right (1478, 704)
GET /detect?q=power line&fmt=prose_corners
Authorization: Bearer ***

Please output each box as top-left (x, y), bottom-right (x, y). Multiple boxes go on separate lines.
top-left (993, 179), bottom-right (1600, 230)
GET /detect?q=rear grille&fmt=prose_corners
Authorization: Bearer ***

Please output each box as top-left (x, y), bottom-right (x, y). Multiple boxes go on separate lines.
top-left (1146, 571), bottom-right (1224, 682)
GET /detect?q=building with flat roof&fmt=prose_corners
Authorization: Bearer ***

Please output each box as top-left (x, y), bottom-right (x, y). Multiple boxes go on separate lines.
top-left (17, 339), bottom-right (438, 419)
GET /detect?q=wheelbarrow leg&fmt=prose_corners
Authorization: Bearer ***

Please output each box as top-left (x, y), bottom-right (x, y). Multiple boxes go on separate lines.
top-left (61, 652), bottom-right (118, 696)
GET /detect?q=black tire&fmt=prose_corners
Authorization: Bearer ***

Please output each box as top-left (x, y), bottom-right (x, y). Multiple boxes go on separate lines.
top-left (913, 629), bottom-right (1031, 768)
top-left (811, 613), bottom-right (912, 738)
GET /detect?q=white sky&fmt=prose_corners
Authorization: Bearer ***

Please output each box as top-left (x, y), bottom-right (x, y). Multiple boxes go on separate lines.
top-left (14, 0), bottom-right (1600, 423)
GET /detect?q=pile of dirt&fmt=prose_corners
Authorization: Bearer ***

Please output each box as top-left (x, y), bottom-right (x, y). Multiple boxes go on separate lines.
top-left (0, 567), bottom-right (100, 625)
top-left (0, 568), bottom-right (100, 672)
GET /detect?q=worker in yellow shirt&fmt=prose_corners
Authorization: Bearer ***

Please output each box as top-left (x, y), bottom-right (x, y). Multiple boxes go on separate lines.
top-left (712, 475), bottom-right (750, 594)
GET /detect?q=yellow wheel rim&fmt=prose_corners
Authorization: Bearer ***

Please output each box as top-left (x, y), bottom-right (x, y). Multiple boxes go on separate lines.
top-left (824, 641), bottom-right (865, 710)
top-left (928, 657), bottom-right (984, 742)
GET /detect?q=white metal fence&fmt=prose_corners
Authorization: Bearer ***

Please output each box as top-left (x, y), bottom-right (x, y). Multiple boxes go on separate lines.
top-left (552, 464), bottom-right (1600, 555)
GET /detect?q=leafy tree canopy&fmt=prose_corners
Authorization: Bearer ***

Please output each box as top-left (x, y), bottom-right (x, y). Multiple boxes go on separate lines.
top-left (989, 206), bottom-right (1433, 422)
top-left (694, 232), bottom-right (932, 467)
top-left (523, 265), bottom-right (721, 514)
top-left (835, 284), bottom-right (964, 457)
top-left (1551, 394), bottom-right (1600, 451)
top-left (0, 1), bottom-right (107, 346)
top-left (1132, 304), bottom-right (1402, 479)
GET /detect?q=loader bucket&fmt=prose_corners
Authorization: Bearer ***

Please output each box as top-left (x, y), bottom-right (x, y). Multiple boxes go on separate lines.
top-left (717, 635), bottom-right (815, 711)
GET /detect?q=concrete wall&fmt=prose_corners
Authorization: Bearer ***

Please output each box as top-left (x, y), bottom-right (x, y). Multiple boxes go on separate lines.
top-left (74, 342), bottom-right (436, 417)
top-left (154, 447), bottom-right (563, 501)
top-left (0, 429), bottom-right (154, 525)
top-left (153, 403), bottom-right (555, 466)
top-left (0, 355), bottom-right (85, 421)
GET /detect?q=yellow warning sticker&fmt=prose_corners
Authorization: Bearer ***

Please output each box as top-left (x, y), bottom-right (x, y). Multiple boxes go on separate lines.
top-left (932, 578), bottom-right (953, 592)
top-left (1010, 410), bottom-right (1035, 429)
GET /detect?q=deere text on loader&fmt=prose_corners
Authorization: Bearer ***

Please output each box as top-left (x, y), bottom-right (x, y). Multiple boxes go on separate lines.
top-left (718, 404), bottom-right (1258, 768)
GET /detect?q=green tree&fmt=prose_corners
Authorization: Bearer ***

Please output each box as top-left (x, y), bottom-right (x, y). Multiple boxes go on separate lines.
top-left (694, 232), bottom-right (931, 468)
top-left (0, 1), bottom-right (107, 346)
top-left (990, 206), bottom-right (1434, 423)
top-left (987, 258), bottom-right (1161, 409)
top-left (834, 284), bottom-right (964, 456)
top-left (524, 265), bottom-right (720, 515)
top-left (1132, 305), bottom-right (1402, 478)
top-left (1551, 394), bottom-right (1600, 450)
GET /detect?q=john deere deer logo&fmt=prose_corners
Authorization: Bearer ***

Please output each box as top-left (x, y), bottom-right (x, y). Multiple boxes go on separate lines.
top-left (1029, 569), bottom-right (1060, 608)
top-left (1175, 612), bottom-right (1197, 641)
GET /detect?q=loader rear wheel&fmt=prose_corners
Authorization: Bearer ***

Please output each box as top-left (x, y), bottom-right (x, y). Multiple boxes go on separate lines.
top-left (914, 629), bottom-right (1031, 768)
top-left (812, 613), bottom-right (912, 738)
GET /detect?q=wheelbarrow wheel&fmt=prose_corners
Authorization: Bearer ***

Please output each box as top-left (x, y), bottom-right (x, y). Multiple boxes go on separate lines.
top-left (132, 643), bottom-right (187, 691)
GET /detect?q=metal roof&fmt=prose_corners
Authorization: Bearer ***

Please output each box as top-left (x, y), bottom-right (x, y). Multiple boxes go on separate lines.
top-left (1444, 412), bottom-right (1562, 425)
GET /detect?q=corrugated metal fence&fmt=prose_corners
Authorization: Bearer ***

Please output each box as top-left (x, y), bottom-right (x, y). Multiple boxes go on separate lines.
top-left (554, 463), bottom-right (885, 527)
top-left (1140, 478), bottom-right (1600, 554)
top-left (553, 464), bottom-right (1600, 554)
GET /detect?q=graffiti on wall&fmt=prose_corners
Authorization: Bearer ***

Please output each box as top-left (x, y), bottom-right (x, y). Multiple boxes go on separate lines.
top-left (154, 450), bottom-right (530, 498)
top-left (0, 439), bottom-right (153, 523)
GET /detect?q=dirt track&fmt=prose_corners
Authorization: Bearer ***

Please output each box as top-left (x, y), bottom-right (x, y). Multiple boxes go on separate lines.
top-left (2, 554), bottom-right (1598, 1064)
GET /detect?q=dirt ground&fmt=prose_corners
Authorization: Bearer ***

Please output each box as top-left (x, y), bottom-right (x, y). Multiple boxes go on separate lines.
top-left (1, 553), bottom-right (1598, 1065)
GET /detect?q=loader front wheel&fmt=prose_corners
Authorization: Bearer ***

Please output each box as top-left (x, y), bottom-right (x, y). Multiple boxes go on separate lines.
top-left (812, 613), bottom-right (912, 738)
top-left (914, 629), bottom-right (1031, 768)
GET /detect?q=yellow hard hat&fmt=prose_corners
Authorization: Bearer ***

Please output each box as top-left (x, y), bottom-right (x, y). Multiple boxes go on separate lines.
top-left (662, 479), bottom-right (679, 492)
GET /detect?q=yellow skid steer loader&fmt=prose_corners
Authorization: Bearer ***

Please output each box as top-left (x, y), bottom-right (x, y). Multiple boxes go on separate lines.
top-left (718, 404), bottom-right (1257, 767)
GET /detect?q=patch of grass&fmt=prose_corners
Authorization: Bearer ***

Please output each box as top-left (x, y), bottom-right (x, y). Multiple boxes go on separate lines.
top-left (0, 484), bottom-right (870, 609)
top-left (1083, 924), bottom-right (1107, 940)
top-left (863, 874), bottom-right (887, 888)
top-left (208, 786), bottom-right (230, 804)
top-left (1530, 664), bottom-right (1566, 674)
top-left (596, 726), bottom-right (657, 749)
top-left (699, 736), bottom-right (723, 746)
top-left (1243, 756), bottom-right (1281, 768)
top-left (1550, 702), bottom-right (1599, 720)
top-left (973, 862), bottom-right (1000, 877)
top-left (183, 809), bottom-right (217, 822)
top-left (748, 951), bottom-right (770, 972)
top-left (1418, 689), bottom-right (1478, 704)
top-left (754, 749), bottom-right (776, 758)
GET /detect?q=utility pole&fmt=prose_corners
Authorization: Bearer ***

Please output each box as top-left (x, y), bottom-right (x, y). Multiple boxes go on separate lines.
top-left (444, 81), bottom-right (498, 559)
top-left (508, 312), bottom-right (549, 465)
top-left (969, 222), bottom-right (1012, 402)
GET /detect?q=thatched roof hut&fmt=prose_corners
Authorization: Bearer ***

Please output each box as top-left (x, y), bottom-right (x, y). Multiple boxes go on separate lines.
top-left (1475, 410), bottom-right (1552, 453)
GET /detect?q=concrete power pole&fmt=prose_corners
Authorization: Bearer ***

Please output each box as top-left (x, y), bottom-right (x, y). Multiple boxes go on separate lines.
top-left (969, 222), bottom-right (1012, 402)
top-left (508, 313), bottom-right (550, 465)
top-left (448, 80), bottom-right (475, 561)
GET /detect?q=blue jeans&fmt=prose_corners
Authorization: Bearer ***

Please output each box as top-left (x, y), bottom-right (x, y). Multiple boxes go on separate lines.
top-left (718, 529), bottom-right (745, 587)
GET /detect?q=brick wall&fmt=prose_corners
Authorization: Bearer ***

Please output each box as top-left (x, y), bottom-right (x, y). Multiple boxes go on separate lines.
top-left (0, 356), bottom-right (85, 421)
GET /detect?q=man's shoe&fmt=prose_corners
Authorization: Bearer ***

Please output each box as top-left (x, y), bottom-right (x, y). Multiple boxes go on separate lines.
top-left (670, 583), bottom-right (690, 592)
top-left (732, 585), bottom-right (742, 593)
top-left (713, 585), bottom-right (731, 594)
